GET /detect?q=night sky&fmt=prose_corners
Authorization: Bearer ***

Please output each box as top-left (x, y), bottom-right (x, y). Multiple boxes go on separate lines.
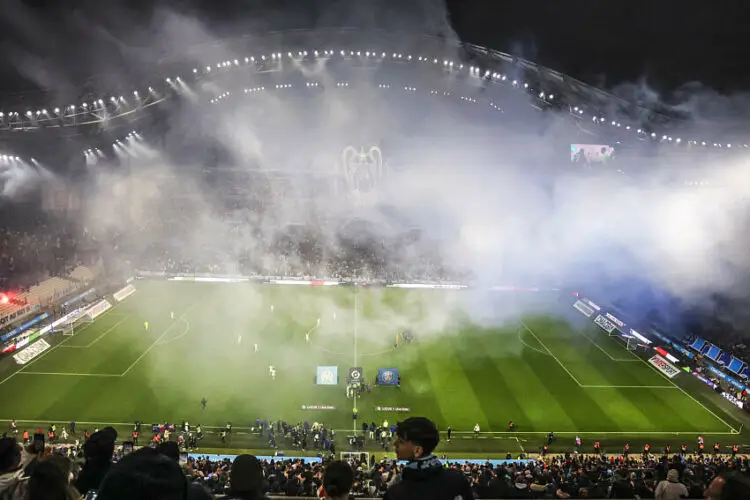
top-left (0, 0), bottom-right (749, 95)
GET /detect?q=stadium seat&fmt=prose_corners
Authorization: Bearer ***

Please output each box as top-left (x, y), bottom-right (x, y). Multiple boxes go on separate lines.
top-left (727, 357), bottom-right (744, 374)
top-left (717, 352), bottom-right (731, 366)
top-left (706, 345), bottom-right (721, 361)
top-left (689, 338), bottom-right (706, 352)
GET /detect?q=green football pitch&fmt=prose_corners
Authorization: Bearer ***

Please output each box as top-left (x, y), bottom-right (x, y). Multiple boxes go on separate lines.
top-left (0, 280), bottom-right (745, 454)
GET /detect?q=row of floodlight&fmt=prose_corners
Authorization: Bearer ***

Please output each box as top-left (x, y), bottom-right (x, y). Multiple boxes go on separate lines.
top-left (83, 131), bottom-right (140, 157)
top-left (186, 49), bottom-right (745, 148)
top-left (0, 48), bottom-right (743, 149)
top-left (0, 91), bottom-right (156, 121)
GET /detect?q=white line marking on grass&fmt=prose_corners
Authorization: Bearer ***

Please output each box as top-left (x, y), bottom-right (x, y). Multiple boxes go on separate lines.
top-left (0, 419), bottom-right (737, 437)
top-left (576, 329), bottom-right (641, 362)
top-left (59, 316), bottom-right (130, 349)
top-left (0, 309), bottom-right (123, 388)
top-left (514, 436), bottom-right (526, 454)
top-left (18, 372), bottom-right (122, 377)
top-left (520, 320), bottom-right (583, 387)
top-left (581, 385), bottom-right (677, 389)
top-left (516, 327), bottom-right (551, 356)
top-left (352, 288), bottom-right (359, 434)
top-left (120, 303), bottom-right (199, 377)
top-left (155, 319), bottom-right (191, 346)
top-left (627, 351), bottom-right (740, 434)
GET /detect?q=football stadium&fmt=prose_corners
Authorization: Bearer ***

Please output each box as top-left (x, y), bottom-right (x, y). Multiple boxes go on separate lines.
top-left (1, 26), bottom-right (749, 499)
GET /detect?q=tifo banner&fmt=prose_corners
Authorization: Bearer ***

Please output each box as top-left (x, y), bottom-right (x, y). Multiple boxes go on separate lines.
top-left (301, 405), bottom-right (336, 411)
top-left (113, 284), bottom-right (136, 302)
top-left (1, 312), bottom-right (50, 342)
top-left (376, 368), bottom-right (400, 386)
top-left (347, 367), bottom-right (363, 383)
top-left (648, 355), bottom-right (680, 379)
top-left (86, 299), bottom-right (112, 320)
top-left (374, 406), bottom-right (410, 412)
top-left (0, 304), bottom-right (39, 326)
top-left (573, 300), bottom-right (594, 317)
top-left (13, 339), bottom-right (51, 365)
top-left (593, 314), bottom-right (616, 333)
top-left (316, 366), bottom-right (338, 385)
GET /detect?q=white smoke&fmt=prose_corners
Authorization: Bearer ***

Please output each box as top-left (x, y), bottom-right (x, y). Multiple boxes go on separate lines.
top-left (2, 0), bottom-right (750, 337)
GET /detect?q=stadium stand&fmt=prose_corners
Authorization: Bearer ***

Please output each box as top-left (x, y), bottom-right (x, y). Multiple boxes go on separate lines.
top-left (0, 434), bottom-right (748, 499)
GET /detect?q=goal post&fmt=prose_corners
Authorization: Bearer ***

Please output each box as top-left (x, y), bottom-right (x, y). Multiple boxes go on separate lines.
top-left (60, 323), bottom-right (75, 336)
top-left (60, 314), bottom-right (93, 336)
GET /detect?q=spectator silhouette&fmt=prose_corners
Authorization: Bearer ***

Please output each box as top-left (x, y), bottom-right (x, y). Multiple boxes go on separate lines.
top-left (97, 447), bottom-right (187, 500)
top-left (384, 417), bottom-right (473, 500)
top-left (320, 460), bottom-right (353, 500)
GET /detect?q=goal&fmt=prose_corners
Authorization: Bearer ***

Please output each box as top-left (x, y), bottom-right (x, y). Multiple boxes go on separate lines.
top-left (609, 332), bottom-right (638, 351)
top-left (60, 315), bottom-right (93, 336)
top-left (340, 452), bottom-right (370, 467)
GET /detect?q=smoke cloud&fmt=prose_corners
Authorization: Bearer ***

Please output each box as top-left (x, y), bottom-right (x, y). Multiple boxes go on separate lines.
top-left (2, 0), bottom-right (750, 341)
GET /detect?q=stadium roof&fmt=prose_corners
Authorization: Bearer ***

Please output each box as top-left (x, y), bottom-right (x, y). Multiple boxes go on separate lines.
top-left (0, 29), bottom-right (745, 150)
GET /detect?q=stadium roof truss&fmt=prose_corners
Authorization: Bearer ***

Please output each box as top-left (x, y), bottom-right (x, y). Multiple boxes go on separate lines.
top-left (0, 29), bottom-right (745, 149)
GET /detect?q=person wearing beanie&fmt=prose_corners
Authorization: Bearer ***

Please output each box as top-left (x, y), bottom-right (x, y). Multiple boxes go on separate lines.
top-left (384, 417), bottom-right (473, 500)
top-left (225, 454), bottom-right (267, 500)
top-left (75, 429), bottom-right (116, 495)
top-left (320, 461), bottom-right (354, 500)
top-left (655, 468), bottom-right (688, 500)
top-left (97, 447), bottom-right (188, 500)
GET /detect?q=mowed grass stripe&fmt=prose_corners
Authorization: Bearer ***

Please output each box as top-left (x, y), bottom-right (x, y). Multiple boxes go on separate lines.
top-left (452, 332), bottom-right (524, 431)
top-left (487, 330), bottom-right (578, 432)
top-left (420, 338), bottom-right (488, 429)
top-left (517, 347), bottom-right (620, 433)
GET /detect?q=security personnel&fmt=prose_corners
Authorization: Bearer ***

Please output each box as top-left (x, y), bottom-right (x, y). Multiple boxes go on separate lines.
top-left (541, 444), bottom-right (549, 456)
top-left (713, 443), bottom-right (720, 455)
top-left (664, 444), bottom-right (671, 455)
top-left (680, 444), bottom-right (687, 456)
top-left (732, 444), bottom-right (739, 457)
top-left (623, 443), bottom-right (630, 457)
top-left (593, 441), bottom-right (601, 454)
top-left (22, 430), bottom-right (29, 444)
top-left (643, 443), bottom-right (650, 455)
top-left (698, 443), bottom-right (704, 455)
top-left (132, 429), bottom-right (139, 445)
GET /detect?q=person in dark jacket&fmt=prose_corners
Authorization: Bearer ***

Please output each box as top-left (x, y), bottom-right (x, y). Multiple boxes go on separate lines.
top-left (224, 454), bottom-right (268, 500)
top-left (320, 461), bottom-right (354, 500)
top-left (96, 447), bottom-right (188, 500)
top-left (74, 427), bottom-right (117, 496)
top-left (384, 417), bottom-right (473, 500)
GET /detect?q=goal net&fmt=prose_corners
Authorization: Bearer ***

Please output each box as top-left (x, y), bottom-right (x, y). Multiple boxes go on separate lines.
top-left (60, 315), bottom-right (93, 336)
top-left (340, 452), bottom-right (370, 468)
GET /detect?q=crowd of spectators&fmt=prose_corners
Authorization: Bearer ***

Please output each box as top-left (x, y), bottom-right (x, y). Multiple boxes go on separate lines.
top-left (2, 417), bottom-right (749, 499)
top-left (0, 206), bottom-right (97, 292)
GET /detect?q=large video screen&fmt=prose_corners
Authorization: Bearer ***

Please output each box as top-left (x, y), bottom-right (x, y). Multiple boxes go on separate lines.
top-left (570, 144), bottom-right (615, 163)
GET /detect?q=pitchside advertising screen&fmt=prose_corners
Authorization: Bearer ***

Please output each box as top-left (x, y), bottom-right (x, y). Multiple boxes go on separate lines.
top-left (316, 366), bottom-right (338, 385)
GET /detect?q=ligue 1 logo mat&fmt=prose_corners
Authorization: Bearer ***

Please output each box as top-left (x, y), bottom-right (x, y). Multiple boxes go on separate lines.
top-left (316, 366), bottom-right (338, 385)
top-left (348, 367), bottom-right (363, 383)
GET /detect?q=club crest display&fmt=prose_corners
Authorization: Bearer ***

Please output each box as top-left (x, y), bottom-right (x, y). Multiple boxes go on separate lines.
top-left (339, 146), bottom-right (384, 205)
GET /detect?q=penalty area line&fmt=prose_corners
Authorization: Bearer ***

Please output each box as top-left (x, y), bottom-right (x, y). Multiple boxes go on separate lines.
top-left (120, 302), bottom-right (199, 377)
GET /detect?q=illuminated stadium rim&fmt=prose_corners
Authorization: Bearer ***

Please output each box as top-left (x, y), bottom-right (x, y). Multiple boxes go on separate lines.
top-left (0, 29), bottom-right (744, 149)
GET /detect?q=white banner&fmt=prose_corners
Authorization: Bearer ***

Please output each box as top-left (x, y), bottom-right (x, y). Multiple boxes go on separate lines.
top-left (573, 300), bottom-right (594, 317)
top-left (14, 339), bottom-right (51, 365)
top-left (113, 284), bottom-right (136, 302)
top-left (648, 355), bottom-right (680, 379)
top-left (594, 314), bottom-right (617, 333)
top-left (86, 299), bottom-right (112, 320)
